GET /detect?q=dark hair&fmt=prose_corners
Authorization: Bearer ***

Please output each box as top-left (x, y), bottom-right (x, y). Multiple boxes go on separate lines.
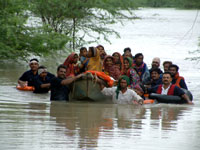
top-left (89, 47), bottom-right (95, 57)
top-left (163, 61), bottom-right (172, 66)
top-left (80, 47), bottom-right (87, 53)
top-left (134, 53), bottom-right (143, 59)
top-left (97, 45), bottom-right (104, 50)
top-left (38, 65), bottom-right (46, 69)
top-left (124, 47), bottom-right (131, 53)
top-left (30, 58), bottom-right (39, 62)
top-left (169, 64), bottom-right (179, 71)
top-left (150, 68), bottom-right (162, 74)
top-left (163, 71), bottom-right (172, 77)
top-left (57, 64), bottom-right (66, 72)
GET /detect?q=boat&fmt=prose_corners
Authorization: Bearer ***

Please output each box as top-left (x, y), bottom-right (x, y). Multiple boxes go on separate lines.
top-left (69, 73), bottom-right (112, 102)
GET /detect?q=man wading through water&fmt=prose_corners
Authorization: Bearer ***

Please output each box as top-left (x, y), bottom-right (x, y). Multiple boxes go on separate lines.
top-left (98, 75), bottom-right (144, 105)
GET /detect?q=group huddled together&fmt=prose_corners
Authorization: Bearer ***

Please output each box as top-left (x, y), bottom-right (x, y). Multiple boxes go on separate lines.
top-left (18, 45), bottom-right (193, 104)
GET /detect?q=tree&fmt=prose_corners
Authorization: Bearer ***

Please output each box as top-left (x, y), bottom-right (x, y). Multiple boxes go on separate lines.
top-left (0, 0), bottom-right (70, 61)
top-left (29, 0), bottom-right (136, 51)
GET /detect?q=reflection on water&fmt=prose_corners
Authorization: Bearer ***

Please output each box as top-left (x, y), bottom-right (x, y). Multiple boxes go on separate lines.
top-left (1, 101), bottom-right (200, 150)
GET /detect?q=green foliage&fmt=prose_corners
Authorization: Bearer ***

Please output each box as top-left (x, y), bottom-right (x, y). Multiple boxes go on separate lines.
top-left (135, 0), bottom-right (200, 8)
top-left (0, 0), bottom-right (70, 61)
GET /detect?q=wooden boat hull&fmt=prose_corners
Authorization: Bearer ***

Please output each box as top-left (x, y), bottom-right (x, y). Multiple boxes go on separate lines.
top-left (69, 73), bottom-right (112, 102)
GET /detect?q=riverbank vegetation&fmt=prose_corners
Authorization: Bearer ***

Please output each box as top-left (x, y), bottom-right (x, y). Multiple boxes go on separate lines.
top-left (0, 0), bottom-right (136, 60)
top-left (134, 0), bottom-right (200, 9)
top-left (0, 0), bottom-right (200, 61)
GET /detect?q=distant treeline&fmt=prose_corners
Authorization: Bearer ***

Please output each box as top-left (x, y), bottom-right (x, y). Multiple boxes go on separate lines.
top-left (134, 0), bottom-right (200, 9)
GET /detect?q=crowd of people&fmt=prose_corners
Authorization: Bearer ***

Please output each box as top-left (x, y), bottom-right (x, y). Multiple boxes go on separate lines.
top-left (17, 45), bottom-right (193, 104)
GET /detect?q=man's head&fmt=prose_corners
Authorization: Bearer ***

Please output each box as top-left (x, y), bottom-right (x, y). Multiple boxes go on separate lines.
top-left (151, 57), bottom-right (160, 69)
top-left (134, 53), bottom-right (143, 66)
top-left (169, 64), bottom-right (179, 77)
top-left (118, 75), bottom-right (130, 90)
top-left (150, 68), bottom-right (161, 81)
top-left (38, 66), bottom-right (47, 78)
top-left (124, 47), bottom-right (131, 53)
top-left (29, 58), bottom-right (39, 71)
top-left (162, 72), bottom-right (172, 85)
top-left (57, 64), bottom-right (67, 79)
top-left (163, 61), bottom-right (172, 72)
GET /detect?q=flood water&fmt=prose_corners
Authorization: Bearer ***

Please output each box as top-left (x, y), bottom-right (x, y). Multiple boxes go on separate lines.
top-left (1, 8), bottom-right (200, 150)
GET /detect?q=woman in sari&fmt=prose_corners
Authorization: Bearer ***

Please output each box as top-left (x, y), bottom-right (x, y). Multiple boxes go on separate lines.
top-left (63, 53), bottom-right (79, 77)
top-left (112, 52), bottom-right (124, 73)
top-left (103, 55), bottom-right (121, 80)
top-left (123, 57), bottom-right (141, 89)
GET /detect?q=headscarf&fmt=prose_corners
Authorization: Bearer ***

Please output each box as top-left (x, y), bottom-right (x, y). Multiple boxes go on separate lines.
top-left (112, 52), bottom-right (124, 72)
top-left (63, 52), bottom-right (79, 77)
top-left (115, 75), bottom-right (130, 99)
top-left (103, 55), bottom-right (121, 80)
top-left (87, 47), bottom-right (102, 71)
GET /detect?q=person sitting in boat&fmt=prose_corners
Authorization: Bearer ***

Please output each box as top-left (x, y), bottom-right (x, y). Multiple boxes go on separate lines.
top-left (99, 75), bottom-right (144, 105)
top-left (50, 65), bottom-right (82, 101)
top-left (87, 46), bottom-right (103, 71)
top-left (147, 72), bottom-right (192, 104)
top-left (33, 66), bottom-right (55, 93)
top-left (132, 53), bottom-right (150, 85)
top-left (123, 47), bottom-right (134, 60)
top-left (112, 52), bottom-right (124, 73)
top-left (163, 61), bottom-right (172, 72)
top-left (145, 68), bottom-right (163, 88)
top-left (18, 58), bottom-right (39, 87)
top-left (123, 57), bottom-right (141, 89)
top-left (79, 47), bottom-right (89, 72)
top-left (63, 52), bottom-right (80, 78)
top-left (103, 56), bottom-right (121, 80)
top-left (97, 45), bottom-right (107, 65)
top-left (169, 64), bottom-right (188, 90)
top-left (149, 57), bottom-right (163, 74)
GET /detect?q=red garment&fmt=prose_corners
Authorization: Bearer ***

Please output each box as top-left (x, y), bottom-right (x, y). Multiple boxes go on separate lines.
top-left (174, 72), bottom-right (184, 88)
top-left (112, 52), bottom-right (124, 73)
top-left (103, 55), bottom-right (121, 80)
top-left (157, 84), bottom-right (176, 95)
top-left (63, 53), bottom-right (79, 77)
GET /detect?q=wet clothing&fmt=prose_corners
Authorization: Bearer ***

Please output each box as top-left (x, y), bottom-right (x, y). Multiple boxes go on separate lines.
top-left (148, 84), bottom-right (185, 97)
top-left (63, 53), bottom-right (79, 77)
top-left (33, 73), bottom-right (55, 93)
top-left (101, 86), bottom-right (142, 104)
top-left (50, 77), bottom-right (70, 101)
top-left (19, 70), bottom-right (38, 86)
top-left (172, 73), bottom-right (188, 90)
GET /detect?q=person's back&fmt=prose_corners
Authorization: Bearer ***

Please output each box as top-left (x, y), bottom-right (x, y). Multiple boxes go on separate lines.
top-left (50, 76), bottom-right (69, 100)
top-left (87, 47), bottom-right (102, 71)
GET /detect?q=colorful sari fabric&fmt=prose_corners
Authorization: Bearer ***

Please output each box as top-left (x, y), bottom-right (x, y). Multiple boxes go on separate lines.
top-left (63, 53), bottom-right (79, 77)
top-left (87, 48), bottom-right (102, 72)
top-left (103, 55), bottom-right (121, 80)
top-left (132, 60), bottom-right (150, 84)
top-left (112, 52), bottom-right (124, 73)
top-left (124, 57), bottom-right (141, 89)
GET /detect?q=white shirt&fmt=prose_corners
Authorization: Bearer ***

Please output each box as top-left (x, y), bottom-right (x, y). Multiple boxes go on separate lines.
top-left (161, 84), bottom-right (171, 95)
top-left (101, 87), bottom-right (142, 104)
